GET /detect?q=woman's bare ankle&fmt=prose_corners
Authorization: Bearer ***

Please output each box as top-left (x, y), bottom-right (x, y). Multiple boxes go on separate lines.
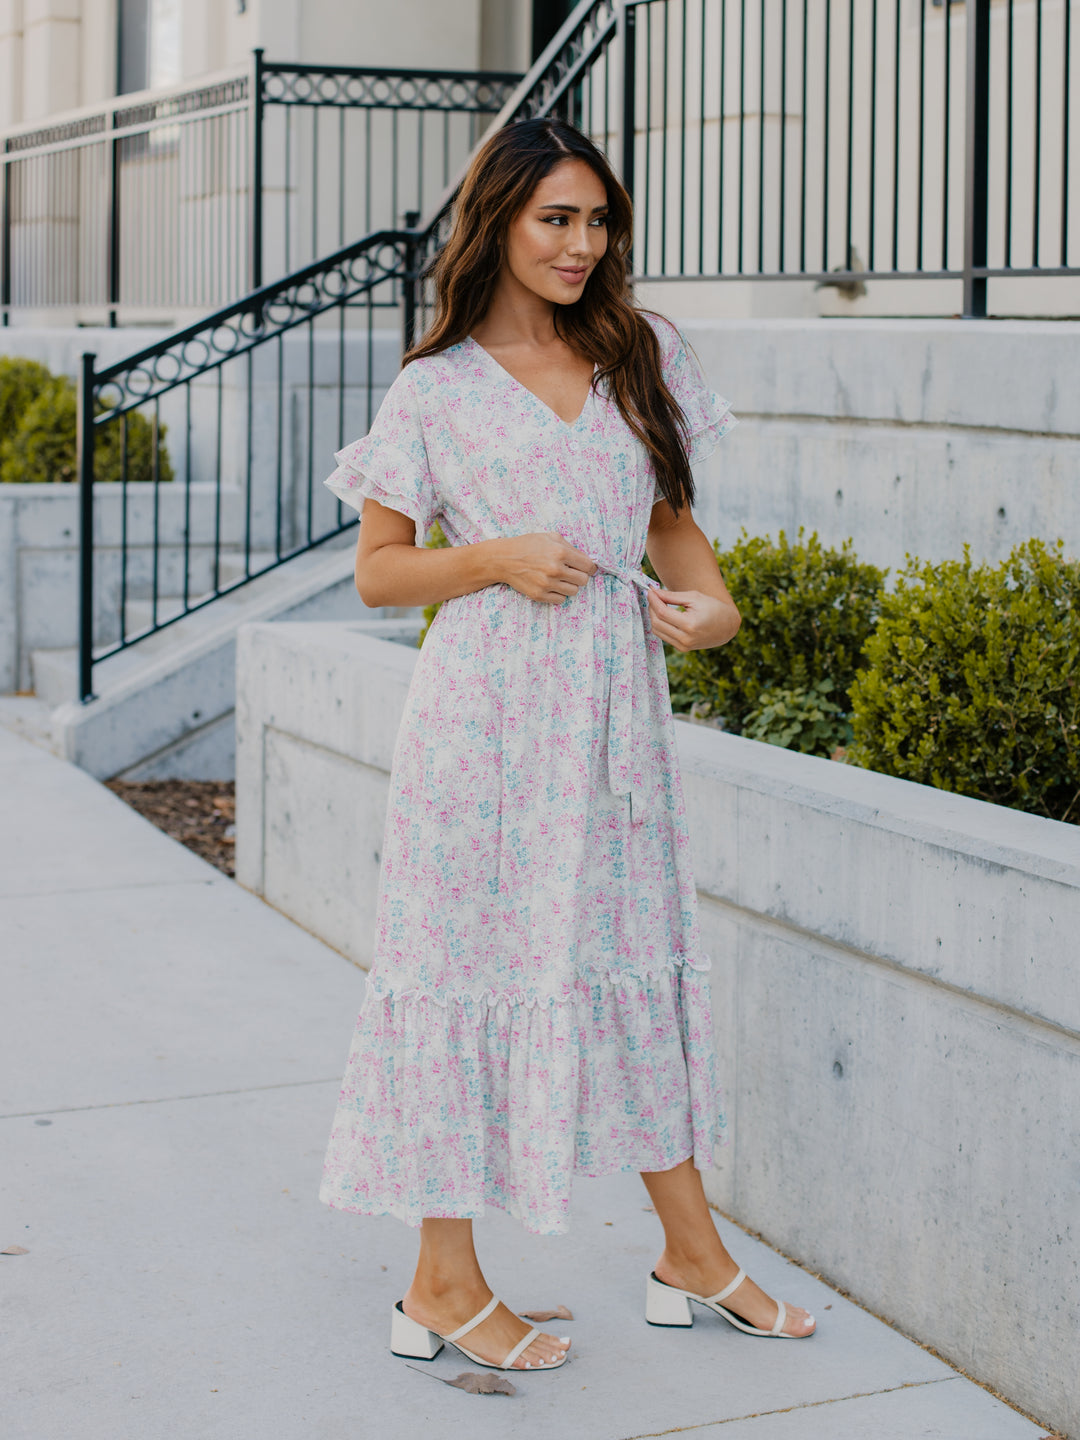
top-left (402, 1275), bottom-right (491, 1327)
top-left (655, 1242), bottom-right (738, 1295)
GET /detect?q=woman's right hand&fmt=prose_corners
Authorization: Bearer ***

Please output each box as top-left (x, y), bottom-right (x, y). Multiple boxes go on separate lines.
top-left (496, 531), bottom-right (597, 604)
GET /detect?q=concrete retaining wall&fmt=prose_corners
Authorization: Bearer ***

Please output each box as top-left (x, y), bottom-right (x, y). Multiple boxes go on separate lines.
top-left (671, 317), bottom-right (1080, 572)
top-left (235, 621), bottom-right (1080, 1438)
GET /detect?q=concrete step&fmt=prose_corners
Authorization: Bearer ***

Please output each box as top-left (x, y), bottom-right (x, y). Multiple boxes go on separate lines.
top-left (118, 552), bottom-right (277, 635)
top-left (35, 543), bottom-right (354, 707)
top-left (0, 695), bottom-right (60, 755)
top-left (44, 535), bottom-right (411, 780)
top-left (82, 551), bottom-right (281, 646)
top-left (29, 648), bottom-right (80, 709)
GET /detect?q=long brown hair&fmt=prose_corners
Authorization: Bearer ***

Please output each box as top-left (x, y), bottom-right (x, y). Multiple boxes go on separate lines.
top-left (405, 117), bottom-right (695, 511)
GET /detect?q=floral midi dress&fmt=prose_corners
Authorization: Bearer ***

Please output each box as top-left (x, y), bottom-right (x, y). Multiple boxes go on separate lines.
top-left (319, 315), bottom-right (738, 1235)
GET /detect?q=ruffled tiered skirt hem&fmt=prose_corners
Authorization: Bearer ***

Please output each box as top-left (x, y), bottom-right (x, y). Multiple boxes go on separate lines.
top-left (319, 956), bottom-right (726, 1236)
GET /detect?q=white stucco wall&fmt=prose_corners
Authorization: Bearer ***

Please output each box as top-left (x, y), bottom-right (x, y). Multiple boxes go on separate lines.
top-left (233, 619), bottom-right (1080, 1438)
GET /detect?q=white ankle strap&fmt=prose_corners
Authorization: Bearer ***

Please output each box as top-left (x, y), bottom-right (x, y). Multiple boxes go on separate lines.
top-left (446, 1294), bottom-right (499, 1343)
top-left (708, 1268), bottom-right (747, 1305)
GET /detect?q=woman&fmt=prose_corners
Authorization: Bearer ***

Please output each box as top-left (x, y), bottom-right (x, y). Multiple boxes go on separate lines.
top-left (320, 117), bottom-right (816, 1373)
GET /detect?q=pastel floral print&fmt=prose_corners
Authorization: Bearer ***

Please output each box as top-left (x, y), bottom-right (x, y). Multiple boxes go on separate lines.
top-left (319, 316), bottom-right (738, 1235)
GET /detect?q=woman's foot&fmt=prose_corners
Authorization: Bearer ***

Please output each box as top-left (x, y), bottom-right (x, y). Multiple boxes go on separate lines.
top-left (402, 1283), bottom-right (571, 1369)
top-left (653, 1254), bottom-right (815, 1337)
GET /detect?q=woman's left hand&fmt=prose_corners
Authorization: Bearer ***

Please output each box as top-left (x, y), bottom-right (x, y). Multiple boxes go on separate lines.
top-left (646, 586), bottom-right (740, 653)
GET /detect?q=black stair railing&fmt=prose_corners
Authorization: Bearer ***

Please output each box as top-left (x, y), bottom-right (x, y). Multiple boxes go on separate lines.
top-left (75, 230), bottom-right (416, 701)
top-left (74, 0), bottom-right (618, 702)
top-left (0, 58), bottom-right (520, 324)
top-left (76, 0), bottom-right (1078, 700)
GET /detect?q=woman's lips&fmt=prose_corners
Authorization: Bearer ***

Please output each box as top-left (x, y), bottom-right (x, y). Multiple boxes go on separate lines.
top-left (553, 266), bottom-right (588, 284)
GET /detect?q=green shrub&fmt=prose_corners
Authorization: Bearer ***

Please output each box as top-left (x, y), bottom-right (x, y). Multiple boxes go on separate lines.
top-left (0, 371), bottom-right (173, 485)
top-left (848, 540), bottom-right (1080, 823)
top-left (743, 678), bottom-right (852, 755)
top-left (417, 520), bottom-right (450, 646)
top-left (0, 356), bottom-right (56, 444)
top-left (665, 529), bottom-right (887, 753)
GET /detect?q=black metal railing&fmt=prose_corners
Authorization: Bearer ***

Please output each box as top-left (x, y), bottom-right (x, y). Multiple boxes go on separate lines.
top-left (75, 229), bottom-right (415, 699)
top-left (252, 56), bottom-right (521, 289)
top-left (72, 4), bottom-right (609, 701)
top-left (75, 0), bottom-right (1080, 699)
top-left (0, 58), bottom-right (519, 325)
top-left (413, 0), bottom-right (1078, 320)
top-left (616, 0), bottom-right (1077, 312)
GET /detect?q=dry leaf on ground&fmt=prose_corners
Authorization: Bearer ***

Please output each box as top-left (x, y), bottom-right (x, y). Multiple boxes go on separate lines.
top-left (1, 1245), bottom-right (29, 1255)
top-left (405, 1365), bottom-right (516, 1396)
top-left (446, 1372), bottom-right (517, 1395)
top-left (518, 1304), bottom-right (573, 1322)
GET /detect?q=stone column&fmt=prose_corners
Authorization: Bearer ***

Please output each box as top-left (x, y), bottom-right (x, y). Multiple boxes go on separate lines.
top-left (0, 0), bottom-right (24, 128)
top-left (21, 0), bottom-right (81, 122)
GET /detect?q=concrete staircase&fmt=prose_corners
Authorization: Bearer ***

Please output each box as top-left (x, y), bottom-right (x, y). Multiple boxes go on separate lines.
top-left (30, 548), bottom-right (280, 708)
top-left (38, 536), bottom-right (391, 780)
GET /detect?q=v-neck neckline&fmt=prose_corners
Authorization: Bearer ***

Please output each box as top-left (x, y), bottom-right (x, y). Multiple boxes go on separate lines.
top-left (466, 334), bottom-right (594, 429)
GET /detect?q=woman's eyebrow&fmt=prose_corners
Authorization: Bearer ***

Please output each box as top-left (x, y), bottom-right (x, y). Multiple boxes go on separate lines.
top-left (537, 203), bottom-right (609, 213)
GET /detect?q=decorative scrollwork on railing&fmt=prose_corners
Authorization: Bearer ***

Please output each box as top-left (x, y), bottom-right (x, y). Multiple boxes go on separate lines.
top-left (93, 233), bottom-right (411, 420)
top-left (5, 113), bottom-right (108, 153)
top-left (261, 65), bottom-right (522, 113)
top-left (509, 0), bottom-right (618, 122)
top-left (114, 76), bottom-right (250, 130)
top-left (5, 77), bottom-right (249, 157)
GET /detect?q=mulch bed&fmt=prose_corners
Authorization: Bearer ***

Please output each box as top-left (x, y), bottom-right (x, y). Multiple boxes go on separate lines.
top-left (106, 780), bottom-right (236, 877)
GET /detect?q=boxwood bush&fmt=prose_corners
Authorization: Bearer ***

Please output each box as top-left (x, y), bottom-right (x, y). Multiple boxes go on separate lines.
top-left (665, 528), bottom-right (887, 754)
top-left (848, 540), bottom-right (1080, 823)
top-left (417, 520), bottom-right (451, 645)
top-left (0, 357), bottom-right (172, 485)
top-left (0, 356), bottom-right (55, 443)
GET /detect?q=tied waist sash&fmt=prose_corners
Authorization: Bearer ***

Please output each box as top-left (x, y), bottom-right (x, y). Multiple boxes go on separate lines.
top-left (591, 558), bottom-right (663, 825)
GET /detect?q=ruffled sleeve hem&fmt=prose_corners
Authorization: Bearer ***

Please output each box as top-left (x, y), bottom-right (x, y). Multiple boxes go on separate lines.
top-left (683, 391), bottom-right (739, 467)
top-left (323, 437), bottom-right (437, 538)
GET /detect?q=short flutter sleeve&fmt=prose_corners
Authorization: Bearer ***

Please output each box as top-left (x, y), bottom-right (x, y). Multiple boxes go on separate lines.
top-left (648, 314), bottom-right (738, 468)
top-left (323, 365), bottom-right (438, 538)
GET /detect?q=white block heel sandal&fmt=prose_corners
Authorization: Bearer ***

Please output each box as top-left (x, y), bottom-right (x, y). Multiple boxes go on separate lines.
top-left (645, 1270), bottom-right (811, 1338)
top-left (390, 1295), bottom-right (569, 1371)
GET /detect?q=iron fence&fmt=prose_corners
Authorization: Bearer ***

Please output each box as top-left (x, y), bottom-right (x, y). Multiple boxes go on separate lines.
top-left (76, 229), bottom-right (416, 699)
top-left (412, 0), bottom-right (1078, 322)
top-left (254, 57), bottom-right (519, 288)
top-left (0, 59), bottom-right (519, 325)
top-left (74, 0), bottom-right (1080, 699)
top-left (615, 0), bottom-right (1077, 311)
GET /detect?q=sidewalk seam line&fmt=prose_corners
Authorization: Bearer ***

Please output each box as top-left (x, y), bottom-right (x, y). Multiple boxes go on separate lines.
top-left (620, 1377), bottom-right (959, 1438)
top-left (1, 876), bottom-right (221, 901)
top-left (0, 864), bottom-right (224, 898)
top-left (1, 1076), bottom-right (340, 1120)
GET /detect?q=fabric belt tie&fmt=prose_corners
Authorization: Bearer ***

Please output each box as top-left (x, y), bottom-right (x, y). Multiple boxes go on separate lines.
top-left (591, 558), bottom-right (661, 825)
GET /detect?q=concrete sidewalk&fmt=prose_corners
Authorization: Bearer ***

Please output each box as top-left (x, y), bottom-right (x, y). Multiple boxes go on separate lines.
top-left (0, 720), bottom-right (1052, 1440)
